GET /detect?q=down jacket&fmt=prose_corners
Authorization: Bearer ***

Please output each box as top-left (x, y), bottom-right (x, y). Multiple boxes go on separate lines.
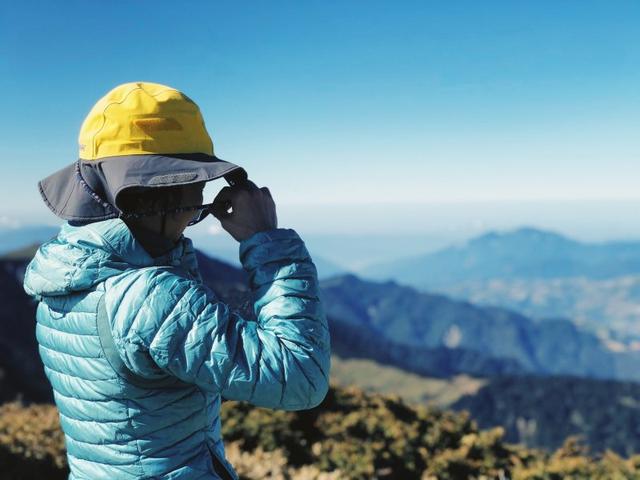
top-left (22, 217), bottom-right (331, 479)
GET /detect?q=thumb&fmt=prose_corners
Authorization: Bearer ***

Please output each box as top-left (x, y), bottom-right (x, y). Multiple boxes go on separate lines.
top-left (211, 186), bottom-right (234, 220)
top-left (211, 201), bottom-right (232, 220)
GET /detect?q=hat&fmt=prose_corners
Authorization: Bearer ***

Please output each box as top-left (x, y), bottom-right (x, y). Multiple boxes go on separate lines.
top-left (38, 81), bottom-right (247, 222)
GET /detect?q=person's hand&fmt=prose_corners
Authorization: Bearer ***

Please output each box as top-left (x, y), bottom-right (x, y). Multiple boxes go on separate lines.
top-left (211, 180), bottom-right (278, 242)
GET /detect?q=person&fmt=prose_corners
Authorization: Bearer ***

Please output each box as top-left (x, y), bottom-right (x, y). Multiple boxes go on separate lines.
top-left (22, 81), bottom-right (331, 480)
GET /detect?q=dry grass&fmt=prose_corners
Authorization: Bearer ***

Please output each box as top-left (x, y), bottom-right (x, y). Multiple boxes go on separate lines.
top-left (330, 354), bottom-right (487, 407)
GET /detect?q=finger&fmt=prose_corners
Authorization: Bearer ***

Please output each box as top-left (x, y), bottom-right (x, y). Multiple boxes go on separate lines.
top-left (262, 187), bottom-right (275, 207)
top-left (213, 185), bottom-right (234, 204)
top-left (211, 187), bottom-right (234, 219)
top-left (243, 179), bottom-right (260, 193)
top-left (211, 200), bottom-right (232, 220)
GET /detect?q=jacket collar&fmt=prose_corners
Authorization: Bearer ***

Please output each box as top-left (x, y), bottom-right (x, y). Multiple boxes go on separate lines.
top-left (61, 217), bottom-right (197, 271)
top-left (124, 220), bottom-right (182, 259)
top-left (23, 217), bottom-right (202, 300)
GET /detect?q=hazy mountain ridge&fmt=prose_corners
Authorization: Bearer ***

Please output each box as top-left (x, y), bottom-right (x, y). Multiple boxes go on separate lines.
top-left (454, 375), bottom-right (640, 456)
top-left (328, 309), bottom-right (526, 378)
top-left (439, 275), bottom-right (640, 342)
top-left (359, 227), bottom-right (640, 342)
top-left (361, 227), bottom-right (640, 286)
top-left (320, 273), bottom-right (640, 381)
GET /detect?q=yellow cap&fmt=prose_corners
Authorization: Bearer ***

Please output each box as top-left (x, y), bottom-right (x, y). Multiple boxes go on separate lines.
top-left (78, 81), bottom-right (214, 160)
top-left (38, 81), bottom-right (246, 222)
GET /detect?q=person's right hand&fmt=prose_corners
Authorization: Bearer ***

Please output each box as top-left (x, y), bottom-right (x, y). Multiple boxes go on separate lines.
top-left (211, 180), bottom-right (278, 242)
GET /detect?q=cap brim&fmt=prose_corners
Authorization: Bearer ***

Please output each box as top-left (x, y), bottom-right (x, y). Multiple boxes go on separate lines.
top-left (38, 161), bottom-right (119, 221)
top-left (38, 153), bottom-right (247, 222)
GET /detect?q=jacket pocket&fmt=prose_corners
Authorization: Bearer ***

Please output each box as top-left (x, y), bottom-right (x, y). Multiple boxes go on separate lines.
top-left (206, 443), bottom-right (237, 480)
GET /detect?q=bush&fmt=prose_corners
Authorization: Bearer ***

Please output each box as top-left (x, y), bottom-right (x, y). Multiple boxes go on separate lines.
top-left (3, 384), bottom-right (640, 479)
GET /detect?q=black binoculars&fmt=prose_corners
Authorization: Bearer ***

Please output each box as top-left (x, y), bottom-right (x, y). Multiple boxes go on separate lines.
top-left (188, 167), bottom-right (251, 225)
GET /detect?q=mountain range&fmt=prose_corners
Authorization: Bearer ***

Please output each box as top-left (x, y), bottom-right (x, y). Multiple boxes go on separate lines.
top-left (320, 273), bottom-right (640, 381)
top-left (5, 237), bottom-right (640, 397)
top-left (361, 227), bottom-right (640, 286)
top-left (359, 227), bottom-right (640, 342)
top-left (453, 374), bottom-right (640, 456)
top-left (5, 234), bottom-right (640, 454)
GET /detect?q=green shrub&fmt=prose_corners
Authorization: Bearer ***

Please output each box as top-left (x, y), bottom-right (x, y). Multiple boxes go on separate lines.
top-left (3, 384), bottom-right (640, 479)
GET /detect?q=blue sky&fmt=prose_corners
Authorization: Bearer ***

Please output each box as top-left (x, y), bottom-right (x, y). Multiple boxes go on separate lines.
top-left (1, 1), bottom-right (639, 238)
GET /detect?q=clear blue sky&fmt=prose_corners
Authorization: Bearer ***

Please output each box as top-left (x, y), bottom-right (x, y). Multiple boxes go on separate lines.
top-left (1, 1), bottom-right (639, 237)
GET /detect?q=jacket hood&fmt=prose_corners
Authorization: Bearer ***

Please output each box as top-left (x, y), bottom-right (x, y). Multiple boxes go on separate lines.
top-left (23, 218), bottom-right (200, 299)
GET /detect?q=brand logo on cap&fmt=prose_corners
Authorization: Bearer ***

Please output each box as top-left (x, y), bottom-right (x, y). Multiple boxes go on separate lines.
top-left (134, 117), bottom-right (183, 135)
top-left (148, 172), bottom-right (198, 185)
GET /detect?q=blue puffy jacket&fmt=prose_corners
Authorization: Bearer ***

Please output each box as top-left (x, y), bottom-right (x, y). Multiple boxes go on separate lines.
top-left (22, 217), bottom-right (331, 479)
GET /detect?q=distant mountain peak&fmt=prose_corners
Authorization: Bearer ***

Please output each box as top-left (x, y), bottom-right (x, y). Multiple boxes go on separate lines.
top-left (469, 227), bottom-right (576, 249)
top-left (360, 224), bottom-right (639, 288)
top-left (321, 272), bottom-right (364, 288)
top-left (322, 272), bottom-right (402, 291)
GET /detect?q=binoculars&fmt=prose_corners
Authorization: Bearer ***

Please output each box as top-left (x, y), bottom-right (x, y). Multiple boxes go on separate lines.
top-left (188, 167), bottom-right (252, 225)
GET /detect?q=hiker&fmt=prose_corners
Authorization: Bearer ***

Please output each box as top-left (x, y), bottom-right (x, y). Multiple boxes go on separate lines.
top-left (22, 81), bottom-right (331, 480)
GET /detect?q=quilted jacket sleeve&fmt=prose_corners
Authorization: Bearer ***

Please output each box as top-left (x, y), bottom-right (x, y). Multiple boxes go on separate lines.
top-left (114, 228), bottom-right (331, 411)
